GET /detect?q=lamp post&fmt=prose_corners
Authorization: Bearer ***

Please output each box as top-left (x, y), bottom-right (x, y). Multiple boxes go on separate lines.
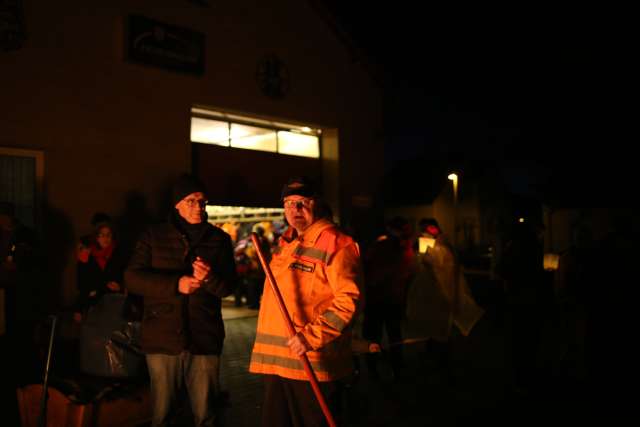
top-left (448, 173), bottom-right (458, 247)
top-left (447, 173), bottom-right (460, 339)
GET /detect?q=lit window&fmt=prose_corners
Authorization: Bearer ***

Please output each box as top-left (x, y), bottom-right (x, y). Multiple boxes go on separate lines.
top-left (277, 131), bottom-right (319, 158)
top-left (230, 124), bottom-right (277, 152)
top-left (190, 117), bottom-right (229, 146)
top-left (190, 108), bottom-right (320, 158)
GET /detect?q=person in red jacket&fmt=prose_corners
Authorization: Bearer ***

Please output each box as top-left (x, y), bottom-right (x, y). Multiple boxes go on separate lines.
top-left (249, 176), bottom-right (363, 426)
top-left (74, 218), bottom-right (127, 321)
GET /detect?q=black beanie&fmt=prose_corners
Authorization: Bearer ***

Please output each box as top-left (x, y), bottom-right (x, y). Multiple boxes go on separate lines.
top-left (172, 174), bottom-right (207, 205)
top-left (280, 176), bottom-right (319, 200)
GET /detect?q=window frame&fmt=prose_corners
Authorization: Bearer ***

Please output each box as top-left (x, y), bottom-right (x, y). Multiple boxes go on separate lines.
top-left (190, 109), bottom-right (321, 159)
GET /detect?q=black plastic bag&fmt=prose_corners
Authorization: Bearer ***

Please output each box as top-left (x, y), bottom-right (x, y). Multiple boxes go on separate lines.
top-left (79, 293), bottom-right (145, 378)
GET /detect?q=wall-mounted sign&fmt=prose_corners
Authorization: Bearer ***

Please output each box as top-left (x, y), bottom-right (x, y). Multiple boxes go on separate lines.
top-left (0, 0), bottom-right (26, 51)
top-left (125, 15), bottom-right (205, 75)
top-left (256, 54), bottom-right (290, 99)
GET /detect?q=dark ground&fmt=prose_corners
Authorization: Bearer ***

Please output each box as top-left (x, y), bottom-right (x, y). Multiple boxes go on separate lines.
top-left (4, 278), bottom-right (600, 427)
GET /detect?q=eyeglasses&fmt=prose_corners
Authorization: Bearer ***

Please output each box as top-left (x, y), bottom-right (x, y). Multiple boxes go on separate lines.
top-left (183, 198), bottom-right (208, 208)
top-left (283, 199), bottom-right (313, 210)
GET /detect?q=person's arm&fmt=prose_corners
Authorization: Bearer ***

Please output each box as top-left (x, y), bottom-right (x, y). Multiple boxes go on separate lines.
top-left (105, 250), bottom-right (127, 292)
top-left (124, 229), bottom-right (183, 298)
top-left (297, 242), bottom-right (363, 351)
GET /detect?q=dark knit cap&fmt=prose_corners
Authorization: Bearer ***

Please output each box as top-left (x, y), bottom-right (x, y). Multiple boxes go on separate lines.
top-left (172, 174), bottom-right (207, 205)
top-left (280, 176), bottom-right (319, 200)
top-left (90, 212), bottom-right (111, 227)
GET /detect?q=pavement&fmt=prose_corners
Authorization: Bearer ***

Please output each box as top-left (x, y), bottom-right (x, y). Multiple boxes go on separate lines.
top-left (3, 289), bottom-right (594, 427)
top-left (215, 291), bottom-right (591, 427)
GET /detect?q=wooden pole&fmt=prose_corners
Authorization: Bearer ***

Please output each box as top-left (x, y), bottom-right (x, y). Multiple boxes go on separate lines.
top-left (38, 315), bottom-right (57, 427)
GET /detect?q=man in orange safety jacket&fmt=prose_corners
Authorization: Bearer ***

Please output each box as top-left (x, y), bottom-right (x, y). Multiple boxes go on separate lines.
top-left (249, 176), bottom-right (363, 426)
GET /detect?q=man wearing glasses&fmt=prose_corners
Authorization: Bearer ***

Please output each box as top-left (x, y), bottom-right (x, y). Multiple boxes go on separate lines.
top-left (126, 174), bottom-right (237, 427)
top-left (250, 176), bottom-right (363, 426)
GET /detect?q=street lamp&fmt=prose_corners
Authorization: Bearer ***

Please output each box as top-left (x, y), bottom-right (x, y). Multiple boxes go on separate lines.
top-left (447, 172), bottom-right (460, 339)
top-left (447, 173), bottom-right (458, 206)
top-left (448, 173), bottom-right (458, 246)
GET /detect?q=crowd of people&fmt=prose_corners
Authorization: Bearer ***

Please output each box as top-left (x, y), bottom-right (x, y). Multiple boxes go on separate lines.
top-left (1, 173), bottom-right (611, 426)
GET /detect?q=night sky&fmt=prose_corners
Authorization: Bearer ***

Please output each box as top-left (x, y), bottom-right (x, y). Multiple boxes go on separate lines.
top-left (321, 2), bottom-right (632, 208)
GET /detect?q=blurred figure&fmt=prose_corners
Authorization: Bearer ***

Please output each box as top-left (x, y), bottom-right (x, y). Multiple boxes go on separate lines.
top-left (221, 222), bottom-right (239, 244)
top-left (498, 218), bottom-right (546, 393)
top-left (0, 202), bottom-right (40, 279)
top-left (406, 218), bottom-right (484, 374)
top-left (74, 218), bottom-right (127, 322)
top-left (233, 237), bottom-right (251, 307)
top-left (553, 223), bottom-right (594, 382)
top-left (584, 210), bottom-right (636, 410)
top-left (0, 201), bottom-right (42, 378)
top-left (1, 201), bottom-right (41, 319)
top-left (246, 225), bottom-right (269, 309)
top-left (233, 229), bottom-right (265, 309)
top-left (362, 216), bottom-right (417, 380)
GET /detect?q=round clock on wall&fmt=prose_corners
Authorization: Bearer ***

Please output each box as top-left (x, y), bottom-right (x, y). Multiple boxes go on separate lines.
top-left (256, 54), bottom-right (290, 99)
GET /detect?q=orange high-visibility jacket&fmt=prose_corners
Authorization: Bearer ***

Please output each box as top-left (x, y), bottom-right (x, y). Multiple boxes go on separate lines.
top-left (249, 219), bottom-right (363, 381)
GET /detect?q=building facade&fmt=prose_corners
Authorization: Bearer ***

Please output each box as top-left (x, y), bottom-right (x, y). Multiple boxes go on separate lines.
top-left (1, 0), bottom-right (384, 306)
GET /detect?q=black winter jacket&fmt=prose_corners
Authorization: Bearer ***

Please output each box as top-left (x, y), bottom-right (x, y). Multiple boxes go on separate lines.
top-left (125, 218), bottom-right (237, 355)
top-left (76, 248), bottom-right (127, 312)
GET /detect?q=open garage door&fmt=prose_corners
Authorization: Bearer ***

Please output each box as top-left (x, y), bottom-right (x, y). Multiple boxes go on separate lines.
top-left (193, 143), bottom-right (321, 207)
top-left (191, 107), bottom-right (322, 208)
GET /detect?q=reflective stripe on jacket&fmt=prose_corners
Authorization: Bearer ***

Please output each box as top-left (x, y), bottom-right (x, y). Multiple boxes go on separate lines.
top-left (249, 219), bottom-right (363, 381)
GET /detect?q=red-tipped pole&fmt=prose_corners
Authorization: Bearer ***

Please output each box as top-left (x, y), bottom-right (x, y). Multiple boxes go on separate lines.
top-left (250, 233), bottom-right (337, 427)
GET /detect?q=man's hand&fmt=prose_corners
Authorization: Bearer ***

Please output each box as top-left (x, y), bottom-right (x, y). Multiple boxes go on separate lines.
top-left (192, 256), bottom-right (211, 282)
top-left (287, 332), bottom-right (312, 356)
top-left (178, 275), bottom-right (202, 294)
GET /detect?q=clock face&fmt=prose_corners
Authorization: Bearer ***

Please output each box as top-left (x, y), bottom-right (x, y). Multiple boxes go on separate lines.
top-left (256, 54), bottom-right (290, 99)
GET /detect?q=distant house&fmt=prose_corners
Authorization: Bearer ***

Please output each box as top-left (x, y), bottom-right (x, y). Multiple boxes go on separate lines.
top-left (384, 167), bottom-right (547, 274)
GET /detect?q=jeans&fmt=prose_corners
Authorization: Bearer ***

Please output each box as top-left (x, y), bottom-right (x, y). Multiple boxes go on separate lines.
top-left (146, 352), bottom-right (220, 427)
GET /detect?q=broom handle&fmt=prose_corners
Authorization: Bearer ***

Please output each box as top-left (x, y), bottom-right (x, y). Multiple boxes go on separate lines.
top-left (38, 315), bottom-right (57, 427)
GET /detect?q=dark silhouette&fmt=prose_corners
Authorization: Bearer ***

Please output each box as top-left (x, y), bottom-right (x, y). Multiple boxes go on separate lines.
top-left (362, 216), bottom-right (416, 380)
top-left (498, 218), bottom-right (547, 393)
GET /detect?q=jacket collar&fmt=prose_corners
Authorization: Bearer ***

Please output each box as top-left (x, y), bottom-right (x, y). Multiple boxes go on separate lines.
top-left (290, 218), bottom-right (334, 245)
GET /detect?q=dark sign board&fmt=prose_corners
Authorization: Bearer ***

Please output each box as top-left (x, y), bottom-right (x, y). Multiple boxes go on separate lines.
top-left (125, 15), bottom-right (205, 75)
top-left (0, 0), bottom-right (26, 51)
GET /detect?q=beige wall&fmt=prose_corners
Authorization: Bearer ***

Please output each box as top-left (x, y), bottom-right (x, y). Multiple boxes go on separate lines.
top-left (0, 0), bottom-right (383, 307)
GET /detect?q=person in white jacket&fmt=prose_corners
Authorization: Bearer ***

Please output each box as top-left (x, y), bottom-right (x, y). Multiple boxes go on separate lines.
top-left (405, 218), bottom-right (484, 371)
